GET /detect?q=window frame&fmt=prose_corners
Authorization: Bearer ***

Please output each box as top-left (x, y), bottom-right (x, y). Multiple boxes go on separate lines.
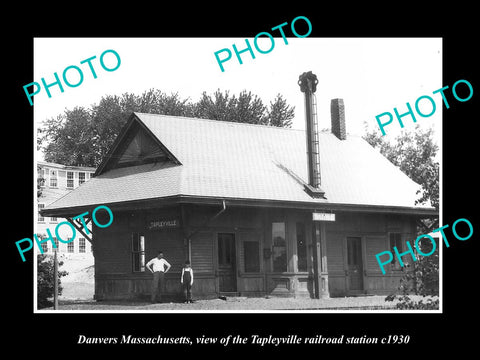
top-left (67, 171), bottom-right (74, 188)
top-left (79, 237), bottom-right (86, 253)
top-left (271, 222), bottom-right (287, 273)
top-left (41, 240), bottom-right (48, 254)
top-left (67, 239), bottom-right (74, 253)
top-left (38, 203), bottom-right (45, 222)
top-left (389, 232), bottom-right (403, 270)
top-left (132, 233), bottom-right (145, 272)
top-left (78, 172), bottom-right (86, 185)
top-left (49, 170), bottom-right (58, 187)
top-left (296, 222), bottom-right (307, 272)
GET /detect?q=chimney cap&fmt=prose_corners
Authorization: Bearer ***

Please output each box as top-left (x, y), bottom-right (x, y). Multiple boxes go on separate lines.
top-left (298, 71), bottom-right (318, 93)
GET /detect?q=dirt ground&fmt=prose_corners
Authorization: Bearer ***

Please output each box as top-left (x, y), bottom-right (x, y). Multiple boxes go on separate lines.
top-left (54, 255), bottom-right (437, 311)
top-left (48, 294), bottom-right (439, 311)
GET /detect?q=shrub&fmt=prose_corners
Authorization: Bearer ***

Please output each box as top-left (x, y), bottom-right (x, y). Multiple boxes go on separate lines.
top-left (37, 254), bottom-right (68, 309)
top-left (385, 252), bottom-right (439, 310)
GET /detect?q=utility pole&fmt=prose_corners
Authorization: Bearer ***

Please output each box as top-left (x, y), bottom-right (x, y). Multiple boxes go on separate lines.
top-left (54, 248), bottom-right (58, 310)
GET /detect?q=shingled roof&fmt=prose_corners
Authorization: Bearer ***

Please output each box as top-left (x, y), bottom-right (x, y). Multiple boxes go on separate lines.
top-left (42, 112), bottom-right (436, 216)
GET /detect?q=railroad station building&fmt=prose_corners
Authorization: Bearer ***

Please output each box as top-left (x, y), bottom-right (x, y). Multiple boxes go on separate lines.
top-left (41, 77), bottom-right (437, 300)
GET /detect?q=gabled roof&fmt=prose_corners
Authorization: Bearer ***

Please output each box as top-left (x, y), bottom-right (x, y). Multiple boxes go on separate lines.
top-left (95, 114), bottom-right (181, 175)
top-left (42, 112), bottom-right (436, 216)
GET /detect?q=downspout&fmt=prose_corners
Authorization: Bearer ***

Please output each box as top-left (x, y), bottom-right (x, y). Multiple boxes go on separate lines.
top-left (185, 200), bottom-right (227, 260)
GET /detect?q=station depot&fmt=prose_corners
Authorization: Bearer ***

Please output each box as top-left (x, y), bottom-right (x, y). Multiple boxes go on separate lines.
top-left (41, 73), bottom-right (437, 300)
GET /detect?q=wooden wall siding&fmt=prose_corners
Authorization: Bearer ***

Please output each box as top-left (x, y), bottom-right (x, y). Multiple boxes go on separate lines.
top-left (365, 235), bottom-right (388, 272)
top-left (326, 212), bottom-right (387, 234)
top-left (94, 227), bottom-right (130, 275)
top-left (328, 275), bottom-right (347, 297)
top-left (191, 277), bottom-right (217, 297)
top-left (190, 231), bottom-right (214, 273)
top-left (186, 205), bottom-right (263, 230)
top-left (238, 231), bottom-right (263, 273)
top-left (240, 275), bottom-right (265, 293)
top-left (92, 206), bottom-right (418, 299)
top-left (146, 229), bottom-right (185, 272)
top-left (325, 232), bottom-right (345, 274)
top-left (95, 276), bottom-right (185, 300)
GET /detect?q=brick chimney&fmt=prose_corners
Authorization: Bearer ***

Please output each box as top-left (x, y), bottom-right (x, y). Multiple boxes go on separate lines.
top-left (331, 98), bottom-right (346, 140)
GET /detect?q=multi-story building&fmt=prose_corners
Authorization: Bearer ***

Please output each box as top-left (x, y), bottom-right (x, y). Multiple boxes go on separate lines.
top-left (37, 161), bottom-right (96, 255)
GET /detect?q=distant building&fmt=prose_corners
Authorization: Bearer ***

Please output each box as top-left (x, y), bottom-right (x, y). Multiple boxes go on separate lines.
top-left (37, 161), bottom-right (96, 255)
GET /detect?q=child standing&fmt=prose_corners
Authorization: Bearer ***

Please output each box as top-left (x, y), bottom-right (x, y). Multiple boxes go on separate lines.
top-left (181, 260), bottom-right (194, 303)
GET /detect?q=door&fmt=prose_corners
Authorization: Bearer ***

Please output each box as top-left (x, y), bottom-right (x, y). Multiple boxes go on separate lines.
top-left (217, 233), bottom-right (237, 292)
top-left (347, 237), bottom-right (364, 291)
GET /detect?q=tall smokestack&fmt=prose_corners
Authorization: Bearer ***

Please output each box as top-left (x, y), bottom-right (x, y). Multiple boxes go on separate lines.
top-left (298, 71), bottom-right (324, 198)
top-left (331, 98), bottom-right (346, 140)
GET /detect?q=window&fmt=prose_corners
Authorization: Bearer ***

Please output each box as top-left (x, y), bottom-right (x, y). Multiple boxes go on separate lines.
top-left (53, 237), bottom-right (59, 251)
top-left (347, 237), bottom-right (362, 267)
top-left (38, 203), bottom-right (45, 222)
top-left (79, 238), bottom-right (86, 253)
top-left (50, 170), bottom-right (57, 187)
top-left (272, 222), bottom-right (287, 272)
top-left (41, 241), bottom-right (48, 254)
top-left (218, 234), bottom-right (234, 266)
top-left (296, 222), bottom-right (307, 272)
top-left (390, 233), bottom-right (402, 269)
top-left (244, 241), bottom-right (260, 273)
top-left (38, 168), bottom-right (46, 187)
top-left (50, 216), bottom-right (57, 223)
top-left (79, 172), bottom-right (85, 185)
top-left (67, 171), bottom-right (74, 188)
top-left (132, 233), bottom-right (145, 272)
top-left (67, 239), bottom-right (74, 253)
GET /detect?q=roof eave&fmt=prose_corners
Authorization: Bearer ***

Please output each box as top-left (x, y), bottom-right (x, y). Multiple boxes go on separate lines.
top-left (40, 195), bottom-right (438, 218)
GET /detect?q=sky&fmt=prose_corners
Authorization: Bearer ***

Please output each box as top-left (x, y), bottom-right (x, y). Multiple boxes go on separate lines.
top-left (33, 37), bottom-right (442, 160)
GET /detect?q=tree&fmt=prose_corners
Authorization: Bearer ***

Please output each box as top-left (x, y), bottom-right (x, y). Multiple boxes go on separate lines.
top-left (265, 93), bottom-right (295, 128)
top-left (37, 254), bottom-right (68, 309)
top-left (38, 90), bottom-right (192, 167)
top-left (38, 89), bottom-right (295, 167)
top-left (37, 165), bottom-right (45, 198)
top-left (363, 124), bottom-right (439, 212)
top-left (363, 124), bottom-right (440, 309)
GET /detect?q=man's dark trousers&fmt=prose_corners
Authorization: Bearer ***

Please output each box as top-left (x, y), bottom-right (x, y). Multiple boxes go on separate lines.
top-left (151, 271), bottom-right (165, 302)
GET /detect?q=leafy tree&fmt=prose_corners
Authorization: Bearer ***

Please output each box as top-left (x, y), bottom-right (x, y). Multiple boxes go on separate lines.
top-left (37, 165), bottom-right (45, 198)
top-left (37, 254), bottom-right (68, 309)
top-left (363, 124), bottom-right (439, 213)
top-left (265, 94), bottom-right (295, 128)
top-left (363, 124), bottom-right (440, 309)
top-left (38, 89), bottom-right (294, 167)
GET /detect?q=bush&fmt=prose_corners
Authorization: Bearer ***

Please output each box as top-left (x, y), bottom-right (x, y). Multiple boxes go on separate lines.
top-left (385, 252), bottom-right (439, 310)
top-left (386, 294), bottom-right (439, 310)
top-left (37, 254), bottom-right (68, 309)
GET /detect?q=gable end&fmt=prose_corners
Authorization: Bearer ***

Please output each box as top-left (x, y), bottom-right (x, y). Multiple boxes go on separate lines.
top-left (95, 113), bottom-right (181, 176)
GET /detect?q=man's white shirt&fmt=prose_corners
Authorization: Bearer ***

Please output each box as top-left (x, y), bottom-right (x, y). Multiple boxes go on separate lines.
top-left (146, 258), bottom-right (171, 272)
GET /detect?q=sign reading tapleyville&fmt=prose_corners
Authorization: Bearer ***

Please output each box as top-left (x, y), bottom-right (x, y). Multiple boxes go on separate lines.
top-left (147, 218), bottom-right (180, 230)
top-left (312, 212), bottom-right (335, 222)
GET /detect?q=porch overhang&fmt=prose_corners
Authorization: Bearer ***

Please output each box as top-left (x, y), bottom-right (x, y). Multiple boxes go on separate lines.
top-left (40, 194), bottom-right (438, 218)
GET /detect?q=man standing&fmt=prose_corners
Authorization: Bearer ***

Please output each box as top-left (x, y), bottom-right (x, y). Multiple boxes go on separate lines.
top-left (146, 251), bottom-right (171, 303)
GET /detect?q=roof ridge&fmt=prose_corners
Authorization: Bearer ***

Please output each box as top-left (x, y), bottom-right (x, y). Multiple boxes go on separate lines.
top-left (134, 112), bottom-right (364, 139)
top-left (133, 112), bottom-right (306, 132)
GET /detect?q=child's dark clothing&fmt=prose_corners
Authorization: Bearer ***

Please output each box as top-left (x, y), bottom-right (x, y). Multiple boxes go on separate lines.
top-left (181, 267), bottom-right (193, 302)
